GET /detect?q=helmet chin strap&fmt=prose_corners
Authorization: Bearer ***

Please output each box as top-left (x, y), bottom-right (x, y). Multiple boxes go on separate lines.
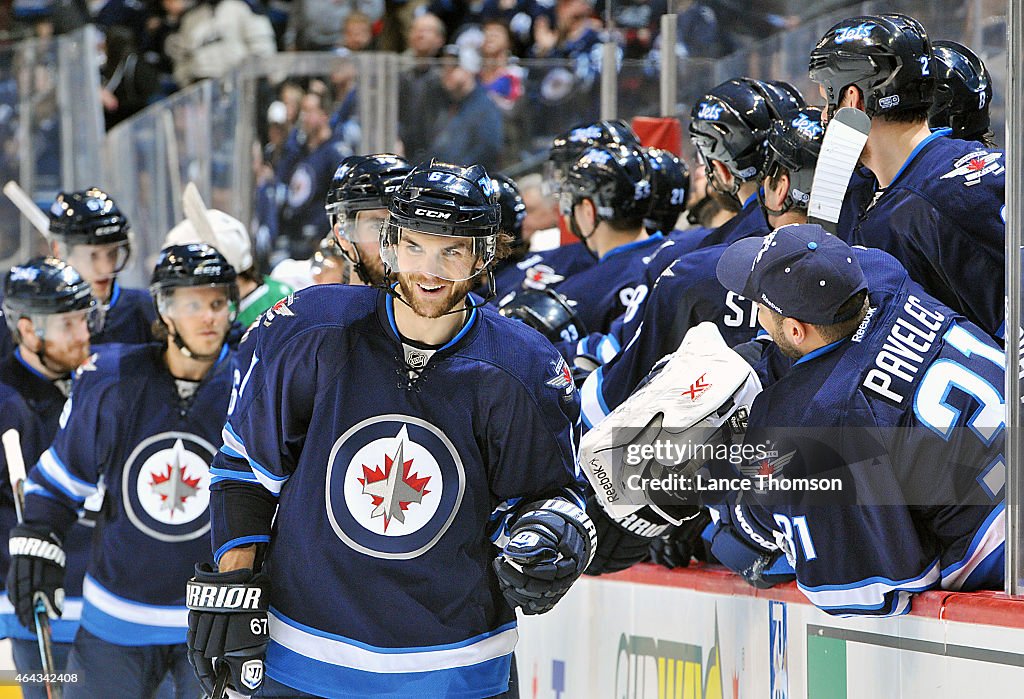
top-left (706, 163), bottom-right (742, 210)
top-left (340, 239), bottom-right (376, 286)
top-left (757, 186), bottom-right (791, 219)
top-left (568, 206), bottom-right (600, 261)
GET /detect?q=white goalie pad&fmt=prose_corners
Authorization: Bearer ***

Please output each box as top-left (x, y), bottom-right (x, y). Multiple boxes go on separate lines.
top-left (580, 322), bottom-right (762, 524)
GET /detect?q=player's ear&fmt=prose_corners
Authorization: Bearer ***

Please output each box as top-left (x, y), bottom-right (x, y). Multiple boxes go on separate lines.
top-left (711, 160), bottom-right (733, 188)
top-left (840, 85), bottom-right (865, 112)
top-left (16, 317), bottom-right (39, 349)
top-left (768, 172), bottom-right (789, 208)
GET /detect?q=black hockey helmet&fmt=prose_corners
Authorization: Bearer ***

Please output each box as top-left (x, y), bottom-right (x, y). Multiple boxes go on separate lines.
top-left (3, 257), bottom-right (99, 341)
top-left (546, 119), bottom-right (642, 193)
top-left (758, 79), bottom-right (806, 120)
top-left (689, 78), bottom-right (777, 189)
top-left (151, 243), bottom-right (238, 292)
top-left (48, 187), bottom-right (131, 246)
top-left (643, 147), bottom-right (690, 234)
top-left (382, 160), bottom-right (501, 282)
top-left (562, 145), bottom-right (652, 230)
top-left (759, 108), bottom-right (825, 217)
top-left (929, 40), bottom-right (992, 142)
top-left (809, 13), bottom-right (934, 118)
top-left (325, 153), bottom-right (413, 226)
top-left (493, 173), bottom-right (527, 254)
top-left (498, 287), bottom-right (587, 344)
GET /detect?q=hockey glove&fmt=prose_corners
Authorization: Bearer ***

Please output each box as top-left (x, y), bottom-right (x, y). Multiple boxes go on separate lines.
top-left (7, 524), bottom-right (65, 630)
top-left (186, 564), bottom-right (270, 696)
top-left (708, 521), bottom-right (795, 589)
top-left (648, 509), bottom-right (713, 570)
top-left (493, 498), bottom-right (597, 615)
top-left (585, 500), bottom-right (672, 575)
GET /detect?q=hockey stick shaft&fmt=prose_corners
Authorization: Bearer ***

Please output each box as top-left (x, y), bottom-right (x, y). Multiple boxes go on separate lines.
top-left (183, 182), bottom-right (220, 249)
top-left (2, 429), bottom-right (62, 699)
top-left (3, 181), bottom-right (51, 240)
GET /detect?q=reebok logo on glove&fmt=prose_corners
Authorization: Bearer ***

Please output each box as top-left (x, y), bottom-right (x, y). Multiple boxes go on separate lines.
top-left (9, 536), bottom-right (66, 567)
top-left (186, 582), bottom-right (263, 611)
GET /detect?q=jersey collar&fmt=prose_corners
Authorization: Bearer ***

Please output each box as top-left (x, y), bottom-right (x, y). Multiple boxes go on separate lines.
top-left (793, 338), bottom-right (847, 366)
top-left (888, 127), bottom-right (951, 189)
top-left (107, 280), bottom-right (122, 310)
top-left (13, 346), bottom-right (50, 381)
top-left (742, 190), bottom-right (759, 210)
top-left (599, 231), bottom-right (664, 263)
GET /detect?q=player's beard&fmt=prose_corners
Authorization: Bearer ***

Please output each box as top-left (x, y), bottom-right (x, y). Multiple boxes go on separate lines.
top-left (41, 339), bottom-right (91, 374)
top-left (355, 242), bottom-right (387, 286)
top-left (396, 272), bottom-right (477, 318)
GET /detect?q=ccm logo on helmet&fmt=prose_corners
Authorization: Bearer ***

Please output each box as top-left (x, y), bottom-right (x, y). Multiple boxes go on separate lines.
top-left (415, 208), bottom-right (452, 220)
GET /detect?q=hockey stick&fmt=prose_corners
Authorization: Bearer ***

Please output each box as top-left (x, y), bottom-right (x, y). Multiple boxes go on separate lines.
top-left (209, 665), bottom-right (230, 699)
top-left (807, 107), bottom-right (872, 234)
top-left (182, 182), bottom-right (220, 249)
top-left (3, 181), bottom-right (51, 240)
top-left (2, 429), bottom-right (61, 699)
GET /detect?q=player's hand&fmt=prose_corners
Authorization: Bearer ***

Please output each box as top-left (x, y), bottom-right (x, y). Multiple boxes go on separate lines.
top-left (186, 564), bottom-right (270, 696)
top-left (7, 524), bottom-right (66, 630)
top-left (648, 509), bottom-right (712, 569)
top-left (493, 498), bottom-right (596, 615)
top-left (585, 500), bottom-right (672, 575)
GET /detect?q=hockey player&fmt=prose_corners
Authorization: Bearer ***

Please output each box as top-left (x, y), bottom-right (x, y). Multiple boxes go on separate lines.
top-left (688, 78), bottom-right (801, 250)
top-left (325, 153), bottom-right (414, 287)
top-left (8, 244), bottom-right (237, 696)
top-left (713, 224), bottom-right (1004, 615)
top-left (187, 161), bottom-right (593, 699)
top-left (0, 258), bottom-right (98, 698)
top-left (491, 120), bottom-right (640, 302)
top-left (579, 108), bottom-right (826, 575)
top-left (810, 13), bottom-right (1005, 337)
top-left (491, 173), bottom-right (529, 275)
top-left (48, 187), bottom-right (156, 345)
top-left (518, 144), bottom-right (661, 336)
top-left (929, 39), bottom-right (995, 145)
top-left (166, 209), bottom-right (292, 329)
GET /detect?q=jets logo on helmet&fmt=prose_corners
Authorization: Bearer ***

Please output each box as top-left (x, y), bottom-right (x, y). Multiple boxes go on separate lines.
top-left (791, 113), bottom-right (823, 139)
top-left (9, 266), bottom-right (39, 282)
top-left (569, 126), bottom-right (604, 141)
top-left (325, 416), bottom-right (465, 560)
top-left (696, 102), bottom-right (724, 120)
top-left (834, 23), bottom-right (874, 44)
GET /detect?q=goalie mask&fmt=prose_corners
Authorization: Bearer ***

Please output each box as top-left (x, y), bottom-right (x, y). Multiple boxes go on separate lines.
top-left (580, 322), bottom-right (762, 525)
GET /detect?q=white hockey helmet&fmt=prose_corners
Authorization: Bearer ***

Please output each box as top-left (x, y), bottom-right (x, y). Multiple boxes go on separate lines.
top-left (165, 209), bottom-right (253, 274)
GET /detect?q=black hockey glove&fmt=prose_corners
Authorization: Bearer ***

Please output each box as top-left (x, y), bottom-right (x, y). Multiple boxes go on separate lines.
top-left (7, 524), bottom-right (66, 630)
top-left (186, 564), bottom-right (271, 696)
top-left (585, 500), bottom-right (672, 575)
top-left (493, 498), bottom-right (597, 615)
top-left (648, 509), bottom-right (713, 570)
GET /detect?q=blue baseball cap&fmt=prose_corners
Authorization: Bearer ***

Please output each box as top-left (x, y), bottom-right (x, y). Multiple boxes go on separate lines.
top-left (715, 223), bottom-right (867, 324)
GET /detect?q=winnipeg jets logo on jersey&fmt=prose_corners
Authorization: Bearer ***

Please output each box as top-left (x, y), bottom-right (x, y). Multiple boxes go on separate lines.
top-left (523, 264), bottom-right (565, 290)
top-left (545, 357), bottom-right (574, 394)
top-left (741, 449), bottom-right (795, 485)
top-left (939, 151), bottom-right (1004, 187)
top-left (326, 415), bottom-right (466, 559)
top-left (122, 432), bottom-right (216, 542)
top-left (262, 295), bottom-right (295, 327)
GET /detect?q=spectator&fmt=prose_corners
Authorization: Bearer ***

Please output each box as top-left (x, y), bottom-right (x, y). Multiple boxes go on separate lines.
top-left (379, 0), bottom-right (430, 52)
top-left (517, 172), bottom-right (560, 247)
top-left (99, 25), bottom-right (160, 130)
top-left (327, 56), bottom-right (362, 148)
top-left (165, 0), bottom-right (277, 86)
top-left (285, 0), bottom-right (383, 51)
top-left (276, 90), bottom-right (352, 259)
top-left (426, 44), bottom-right (503, 170)
top-left (595, 0), bottom-right (666, 59)
top-left (478, 0), bottom-right (538, 56)
top-left (337, 10), bottom-right (376, 52)
top-left (530, 0), bottom-right (600, 59)
top-left (139, 0), bottom-right (190, 83)
top-left (479, 18), bottom-right (524, 110)
top-left (398, 12), bottom-right (448, 163)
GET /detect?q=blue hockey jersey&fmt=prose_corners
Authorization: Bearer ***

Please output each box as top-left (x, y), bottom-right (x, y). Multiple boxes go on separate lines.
top-left (211, 285), bottom-right (586, 698)
top-left (838, 130), bottom-right (1005, 337)
top-left (580, 243), bottom-right (762, 429)
top-left (92, 282), bottom-right (157, 346)
top-left (548, 233), bottom-right (664, 335)
top-left (720, 250), bottom-right (1004, 616)
top-left (0, 350), bottom-right (91, 643)
top-left (23, 343), bottom-right (231, 645)
top-left (693, 192), bottom-right (768, 249)
top-left (491, 242), bottom-right (596, 303)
